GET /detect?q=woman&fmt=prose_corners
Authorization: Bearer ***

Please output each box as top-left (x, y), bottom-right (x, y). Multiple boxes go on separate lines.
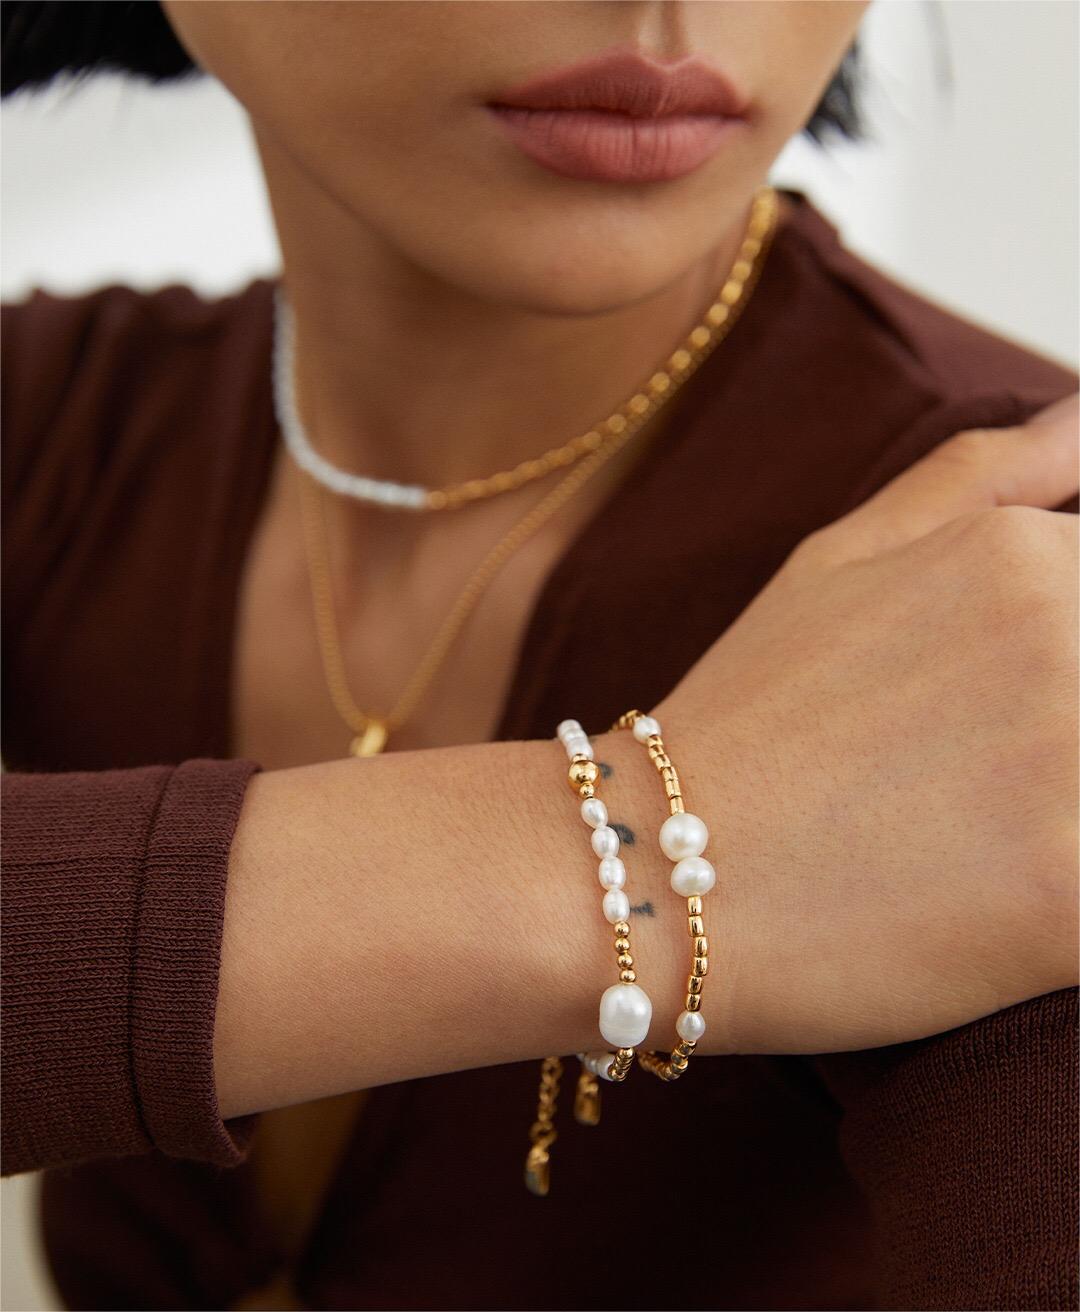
top-left (2, 3), bottom-right (1076, 1309)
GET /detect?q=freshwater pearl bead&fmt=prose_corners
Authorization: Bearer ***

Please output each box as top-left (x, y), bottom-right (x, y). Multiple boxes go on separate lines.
top-left (581, 1051), bottom-right (616, 1081)
top-left (591, 825), bottom-right (620, 859)
top-left (599, 982), bottom-right (653, 1048)
top-left (564, 734), bottom-right (593, 759)
top-left (659, 811), bottom-right (709, 860)
top-left (597, 857), bottom-right (627, 890)
top-left (632, 715), bottom-right (661, 743)
top-left (556, 719), bottom-right (583, 743)
top-left (580, 797), bottom-right (608, 829)
top-left (676, 1009), bottom-right (707, 1042)
top-left (670, 855), bottom-right (716, 896)
top-left (602, 888), bottom-right (630, 924)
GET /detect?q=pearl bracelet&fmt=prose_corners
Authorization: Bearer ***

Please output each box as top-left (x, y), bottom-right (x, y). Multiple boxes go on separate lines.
top-left (523, 719), bottom-right (653, 1196)
top-left (613, 709), bottom-right (712, 1080)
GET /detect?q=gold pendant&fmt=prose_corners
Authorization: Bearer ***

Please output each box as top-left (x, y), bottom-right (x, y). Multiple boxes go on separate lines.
top-left (573, 1071), bottom-right (602, 1126)
top-left (349, 719), bottom-right (389, 757)
top-left (523, 1144), bottom-right (552, 1197)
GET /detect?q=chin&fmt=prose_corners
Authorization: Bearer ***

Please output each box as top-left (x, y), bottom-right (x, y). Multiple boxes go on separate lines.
top-left (404, 223), bottom-right (713, 318)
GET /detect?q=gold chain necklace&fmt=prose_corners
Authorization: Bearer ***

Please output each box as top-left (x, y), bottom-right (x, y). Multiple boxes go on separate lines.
top-left (293, 187), bottom-right (779, 756)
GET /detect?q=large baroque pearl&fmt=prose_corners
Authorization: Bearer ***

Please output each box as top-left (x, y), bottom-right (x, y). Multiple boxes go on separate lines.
top-left (598, 982), bottom-right (653, 1048)
top-left (659, 812), bottom-right (709, 861)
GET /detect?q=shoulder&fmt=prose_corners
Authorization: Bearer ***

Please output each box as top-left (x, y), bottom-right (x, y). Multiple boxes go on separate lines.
top-left (2, 277), bottom-right (275, 470)
top-left (775, 191), bottom-right (1074, 404)
top-left (1, 277), bottom-right (276, 613)
top-left (747, 192), bottom-right (1076, 513)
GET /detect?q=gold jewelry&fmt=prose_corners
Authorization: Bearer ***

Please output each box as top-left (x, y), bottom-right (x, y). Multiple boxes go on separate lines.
top-left (613, 710), bottom-right (712, 1081)
top-left (524, 721), bottom-right (649, 1195)
top-left (293, 187), bottom-right (780, 756)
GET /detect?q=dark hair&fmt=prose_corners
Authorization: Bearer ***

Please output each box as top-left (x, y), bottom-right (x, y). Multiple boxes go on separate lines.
top-left (1, 0), bottom-right (861, 141)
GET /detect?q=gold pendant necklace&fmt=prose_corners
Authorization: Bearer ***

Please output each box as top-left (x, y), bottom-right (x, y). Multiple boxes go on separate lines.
top-left (292, 187), bottom-right (780, 756)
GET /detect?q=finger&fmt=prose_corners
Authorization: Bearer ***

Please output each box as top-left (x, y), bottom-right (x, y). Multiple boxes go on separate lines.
top-left (822, 393), bottom-right (1078, 560)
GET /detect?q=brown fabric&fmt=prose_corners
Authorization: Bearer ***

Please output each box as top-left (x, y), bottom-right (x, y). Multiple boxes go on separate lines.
top-left (2, 193), bottom-right (1077, 1310)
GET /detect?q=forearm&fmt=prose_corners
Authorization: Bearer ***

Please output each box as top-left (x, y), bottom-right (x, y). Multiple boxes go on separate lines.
top-left (214, 729), bottom-right (693, 1119)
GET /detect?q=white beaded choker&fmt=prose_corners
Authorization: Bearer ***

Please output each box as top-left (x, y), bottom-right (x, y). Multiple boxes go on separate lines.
top-left (271, 285), bottom-right (429, 510)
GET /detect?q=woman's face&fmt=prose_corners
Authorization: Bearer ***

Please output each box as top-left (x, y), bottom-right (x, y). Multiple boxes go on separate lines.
top-left (163, 0), bottom-right (866, 314)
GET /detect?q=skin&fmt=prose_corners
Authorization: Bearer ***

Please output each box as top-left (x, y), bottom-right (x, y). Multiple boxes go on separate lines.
top-left (160, 2), bottom-right (873, 762)
top-left (154, 1), bottom-right (1077, 1276)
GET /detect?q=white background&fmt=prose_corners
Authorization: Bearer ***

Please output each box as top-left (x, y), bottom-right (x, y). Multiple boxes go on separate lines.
top-left (2, 4), bottom-right (1077, 1310)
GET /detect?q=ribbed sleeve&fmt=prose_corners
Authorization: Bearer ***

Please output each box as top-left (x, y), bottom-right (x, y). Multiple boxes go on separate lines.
top-left (1, 757), bottom-right (263, 1177)
top-left (815, 987), bottom-right (1079, 1311)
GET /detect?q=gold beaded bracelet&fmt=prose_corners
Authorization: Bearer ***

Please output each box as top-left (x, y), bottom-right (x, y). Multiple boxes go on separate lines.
top-left (612, 709), bottom-right (712, 1080)
top-left (524, 719), bottom-right (653, 1196)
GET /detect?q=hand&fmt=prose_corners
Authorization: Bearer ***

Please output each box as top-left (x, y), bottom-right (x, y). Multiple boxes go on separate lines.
top-left (654, 395), bottom-right (1078, 1054)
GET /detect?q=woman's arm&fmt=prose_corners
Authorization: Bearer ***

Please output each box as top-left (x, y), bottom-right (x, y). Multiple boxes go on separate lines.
top-left (4, 399), bottom-right (1075, 1176)
top-left (216, 398), bottom-right (1079, 1118)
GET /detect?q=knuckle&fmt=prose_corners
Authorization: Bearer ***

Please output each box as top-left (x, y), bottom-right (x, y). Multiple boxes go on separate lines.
top-left (941, 426), bottom-right (996, 466)
top-left (784, 526), bottom-right (836, 576)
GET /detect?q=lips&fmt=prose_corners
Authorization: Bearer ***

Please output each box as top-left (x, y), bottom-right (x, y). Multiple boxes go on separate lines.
top-left (485, 48), bottom-right (748, 183)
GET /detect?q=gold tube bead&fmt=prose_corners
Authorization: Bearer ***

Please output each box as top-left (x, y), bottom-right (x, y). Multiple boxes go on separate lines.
top-left (688, 915), bottom-right (704, 937)
top-left (693, 936), bottom-right (709, 957)
top-left (687, 976), bottom-right (703, 995)
top-left (685, 994), bottom-right (701, 1012)
top-left (687, 896), bottom-right (703, 916)
top-left (693, 956), bottom-right (708, 977)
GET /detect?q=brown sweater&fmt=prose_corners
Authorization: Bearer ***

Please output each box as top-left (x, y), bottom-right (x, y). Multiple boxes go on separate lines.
top-left (2, 194), bottom-right (1077, 1312)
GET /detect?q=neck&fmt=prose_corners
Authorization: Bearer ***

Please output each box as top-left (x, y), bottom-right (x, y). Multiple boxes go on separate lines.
top-left (255, 126), bottom-right (753, 491)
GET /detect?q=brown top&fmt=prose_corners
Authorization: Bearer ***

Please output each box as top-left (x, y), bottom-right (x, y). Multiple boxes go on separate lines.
top-left (2, 193), bottom-right (1077, 1311)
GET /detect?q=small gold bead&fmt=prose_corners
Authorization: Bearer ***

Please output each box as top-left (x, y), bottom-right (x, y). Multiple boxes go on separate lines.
top-left (579, 782), bottom-right (596, 799)
top-left (686, 994), bottom-right (701, 1012)
top-left (688, 976), bottom-right (703, 995)
top-left (688, 915), bottom-right (704, 937)
top-left (669, 348), bottom-right (692, 372)
top-left (706, 302), bottom-right (730, 327)
top-left (693, 956), bottom-right (708, 977)
top-left (694, 936), bottom-right (709, 957)
top-left (614, 937), bottom-right (631, 953)
top-left (617, 952), bottom-right (634, 969)
top-left (719, 279), bottom-right (742, 306)
top-left (567, 759), bottom-right (599, 790)
top-left (687, 896), bottom-right (703, 916)
top-left (614, 920), bottom-right (630, 936)
top-left (619, 968), bottom-right (637, 983)
top-left (689, 325), bottom-right (712, 350)
top-left (731, 259), bottom-right (753, 282)
top-left (490, 471), bottom-right (515, 493)
top-left (741, 237), bottom-right (762, 259)
top-left (427, 489), bottom-right (449, 510)
top-left (648, 371), bottom-right (671, 394)
top-left (628, 393), bottom-right (651, 415)
top-left (549, 446), bottom-right (577, 467)
top-left (605, 414), bottom-right (628, 435)
top-left (580, 430), bottom-right (604, 451)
